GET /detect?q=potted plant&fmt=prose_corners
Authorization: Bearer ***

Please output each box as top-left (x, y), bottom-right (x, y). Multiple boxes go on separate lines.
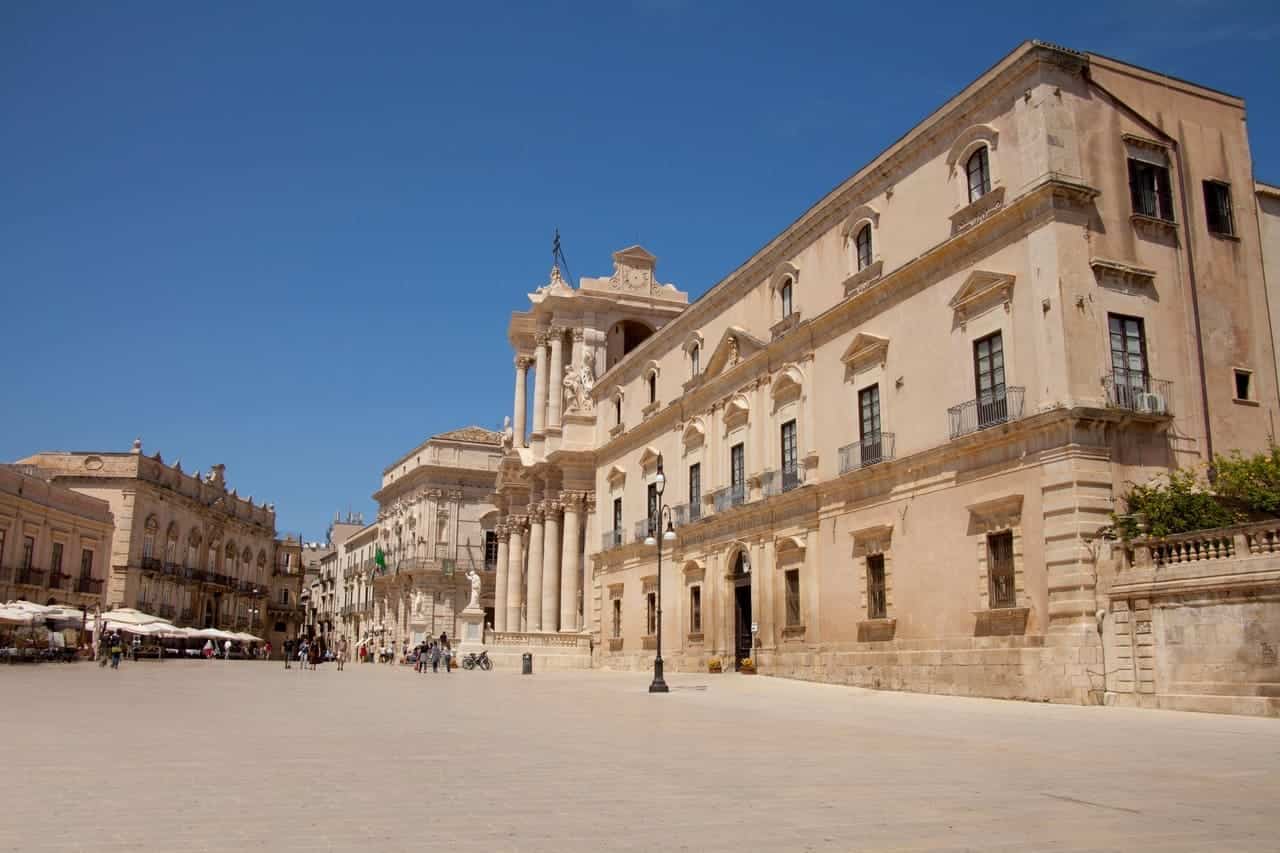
top-left (739, 657), bottom-right (756, 674)
top-left (708, 656), bottom-right (723, 673)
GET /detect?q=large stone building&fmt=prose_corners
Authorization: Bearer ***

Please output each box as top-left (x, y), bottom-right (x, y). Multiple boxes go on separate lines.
top-left (18, 441), bottom-right (281, 634)
top-left (481, 41), bottom-right (1280, 703)
top-left (0, 464), bottom-right (114, 609)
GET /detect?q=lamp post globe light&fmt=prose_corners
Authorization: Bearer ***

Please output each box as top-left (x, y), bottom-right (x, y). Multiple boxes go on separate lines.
top-left (646, 454), bottom-right (677, 694)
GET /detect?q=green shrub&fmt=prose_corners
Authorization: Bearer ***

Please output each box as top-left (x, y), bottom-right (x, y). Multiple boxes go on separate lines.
top-left (1213, 446), bottom-right (1280, 516)
top-left (1115, 468), bottom-right (1239, 539)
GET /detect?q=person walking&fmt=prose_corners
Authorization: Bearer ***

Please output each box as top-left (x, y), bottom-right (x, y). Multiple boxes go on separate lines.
top-left (430, 639), bottom-right (441, 673)
top-left (283, 638), bottom-right (293, 669)
top-left (308, 639), bottom-right (319, 670)
top-left (109, 632), bottom-right (124, 670)
top-left (202, 638), bottom-right (214, 660)
top-left (297, 639), bottom-right (308, 671)
top-left (336, 636), bottom-right (347, 672)
top-left (223, 638), bottom-right (232, 661)
top-left (439, 631), bottom-right (451, 674)
top-left (263, 640), bottom-right (272, 661)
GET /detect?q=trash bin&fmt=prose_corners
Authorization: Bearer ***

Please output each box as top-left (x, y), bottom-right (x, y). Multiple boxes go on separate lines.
top-left (522, 652), bottom-right (533, 675)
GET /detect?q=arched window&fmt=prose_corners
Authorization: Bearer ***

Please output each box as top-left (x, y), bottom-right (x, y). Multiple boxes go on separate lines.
top-left (142, 516), bottom-right (158, 560)
top-left (690, 344), bottom-right (700, 377)
top-left (779, 278), bottom-right (794, 318)
top-left (967, 147), bottom-right (991, 203)
top-left (615, 396), bottom-right (623, 426)
top-left (855, 225), bottom-right (873, 271)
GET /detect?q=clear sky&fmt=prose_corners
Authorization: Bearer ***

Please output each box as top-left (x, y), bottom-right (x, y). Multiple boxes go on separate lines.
top-left (4, 1), bottom-right (1278, 540)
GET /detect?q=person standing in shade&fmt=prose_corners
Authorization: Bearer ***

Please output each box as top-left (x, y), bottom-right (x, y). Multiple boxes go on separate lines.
top-left (223, 638), bottom-right (232, 660)
top-left (336, 636), bottom-right (347, 672)
top-left (283, 638), bottom-right (293, 669)
top-left (439, 631), bottom-right (451, 674)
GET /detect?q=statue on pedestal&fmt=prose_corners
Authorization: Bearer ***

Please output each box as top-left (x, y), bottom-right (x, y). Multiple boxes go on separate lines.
top-left (466, 569), bottom-right (482, 611)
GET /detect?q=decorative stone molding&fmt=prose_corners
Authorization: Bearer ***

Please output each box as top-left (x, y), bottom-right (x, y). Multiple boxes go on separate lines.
top-left (608, 582), bottom-right (625, 599)
top-left (605, 465), bottom-right (627, 488)
top-left (722, 394), bottom-right (750, 430)
top-left (681, 418), bottom-right (706, 450)
top-left (950, 185), bottom-right (1006, 234)
top-left (850, 523), bottom-right (893, 557)
top-left (965, 494), bottom-right (1023, 532)
top-left (840, 333), bottom-right (889, 372)
top-left (560, 490), bottom-right (588, 511)
top-left (769, 312), bottom-right (802, 341)
top-left (840, 203), bottom-right (881, 238)
top-left (841, 259), bottom-right (884, 297)
top-left (542, 500), bottom-right (563, 520)
top-left (856, 618), bottom-right (897, 642)
top-left (775, 534), bottom-right (806, 556)
top-left (781, 624), bottom-right (807, 642)
top-left (528, 504), bottom-right (546, 524)
top-left (972, 606), bottom-right (1030, 637)
top-left (638, 446), bottom-right (662, 471)
top-left (768, 261), bottom-right (800, 294)
top-left (682, 561), bottom-right (705, 582)
top-left (949, 269), bottom-right (1015, 328)
top-left (770, 365), bottom-right (803, 405)
top-left (946, 123), bottom-right (1000, 169)
top-left (642, 574), bottom-right (658, 594)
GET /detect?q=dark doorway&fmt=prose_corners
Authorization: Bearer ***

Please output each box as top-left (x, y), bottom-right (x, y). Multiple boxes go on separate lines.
top-left (732, 550), bottom-right (752, 669)
top-left (203, 599), bottom-right (215, 628)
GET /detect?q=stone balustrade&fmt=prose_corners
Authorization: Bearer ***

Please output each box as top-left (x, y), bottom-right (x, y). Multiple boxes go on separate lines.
top-left (485, 630), bottom-right (590, 650)
top-left (1130, 519), bottom-right (1280, 569)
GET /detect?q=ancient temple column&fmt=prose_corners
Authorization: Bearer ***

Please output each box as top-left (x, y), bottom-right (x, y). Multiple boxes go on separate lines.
top-left (547, 329), bottom-right (565, 429)
top-left (506, 518), bottom-right (526, 632)
top-left (541, 501), bottom-right (562, 631)
top-left (493, 523), bottom-right (510, 632)
top-left (559, 493), bottom-right (583, 632)
top-left (525, 505), bottom-right (546, 632)
top-left (513, 356), bottom-right (531, 448)
top-left (531, 334), bottom-right (549, 437)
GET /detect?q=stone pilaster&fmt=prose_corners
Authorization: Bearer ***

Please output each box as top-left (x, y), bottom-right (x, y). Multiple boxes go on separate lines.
top-left (541, 500), bottom-right (563, 631)
top-left (493, 522), bottom-right (510, 632)
top-left (525, 505), bottom-right (546, 632)
top-left (559, 492), bottom-right (584, 632)
top-left (505, 517), bottom-right (526, 632)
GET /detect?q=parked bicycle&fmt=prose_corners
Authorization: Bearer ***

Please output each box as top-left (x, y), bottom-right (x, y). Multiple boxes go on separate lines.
top-left (460, 650), bottom-right (491, 671)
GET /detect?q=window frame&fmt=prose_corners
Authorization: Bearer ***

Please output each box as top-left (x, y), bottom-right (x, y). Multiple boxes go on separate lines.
top-left (690, 344), bottom-right (700, 377)
top-left (689, 585), bottom-right (702, 633)
top-left (866, 554), bottom-right (887, 619)
top-left (645, 590), bottom-right (657, 636)
top-left (1234, 368), bottom-right (1253, 402)
top-left (1127, 157), bottom-right (1175, 222)
top-left (1203, 180), bottom-right (1235, 236)
top-left (730, 443), bottom-right (746, 496)
top-left (855, 223), bottom-right (873, 271)
top-left (611, 598), bottom-right (622, 639)
top-left (784, 568), bottom-right (801, 628)
top-left (779, 278), bottom-right (794, 319)
top-left (966, 147), bottom-right (991, 203)
top-left (780, 419), bottom-right (797, 474)
top-left (987, 531), bottom-right (1016, 609)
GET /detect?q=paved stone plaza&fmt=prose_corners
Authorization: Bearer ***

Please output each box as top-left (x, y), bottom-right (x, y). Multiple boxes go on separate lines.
top-left (2, 662), bottom-right (1278, 852)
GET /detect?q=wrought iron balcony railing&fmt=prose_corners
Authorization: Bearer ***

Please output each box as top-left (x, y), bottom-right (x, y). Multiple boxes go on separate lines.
top-left (1103, 372), bottom-right (1173, 416)
top-left (712, 484), bottom-right (748, 513)
top-left (76, 576), bottom-right (103, 595)
top-left (140, 557), bottom-right (163, 572)
top-left (601, 529), bottom-right (624, 551)
top-left (948, 387), bottom-right (1025, 439)
top-left (48, 571), bottom-right (71, 590)
top-left (17, 568), bottom-right (46, 587)
top-left (838, 432), bottom-right (896, 474)
top-left (762, 466), bottom-right (805, 497)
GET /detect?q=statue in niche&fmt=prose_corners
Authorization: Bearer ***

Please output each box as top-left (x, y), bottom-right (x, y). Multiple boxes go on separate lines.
top-left (562, 350), bottom-right (596, 414)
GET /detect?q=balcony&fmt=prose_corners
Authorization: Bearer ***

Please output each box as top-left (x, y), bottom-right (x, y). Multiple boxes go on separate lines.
top-left (762, 465), bottom-right (805, 497)
top-left (156, 604), bottom-right (176, 619)
top-left (839, 433), bottom-right (896, 474)
top-left (602, 529), bottom-right (625, 551)
top-left (16, 567), bottom-right (46, 587)
top-left (161, 562), bottom-right (180, 577)
top-left (180, 608), bottom-right (194, 622)
top-left (948, 387), bottom-right (1025, 439)
top-left (141, 556), bottom-right (163, 573)
top-left (48, 571), bottom-right (71, 590)
top-left (76, 576), bottom-right (104, 595)
top-left (1103, 372), bottom-right (1173, 416)
top-left (712, 484), bottom-right (748, 513)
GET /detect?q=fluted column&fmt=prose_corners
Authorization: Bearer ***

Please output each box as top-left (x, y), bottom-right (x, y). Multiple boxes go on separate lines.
top-left (560, 493), bottom-right (583, 632)
top-left (513, 356), bottom-right (531, 448)
top-left (547, 328), bottom-right (565, 429)
top-left (541, 500), bottom-right (563, 631)
top-left (531, 333), bottom-right (549, 437)
top-left (505, 518), bottom-right (526, 632)
top-left (525, 505), bottom-right (546, 632)
top-left (493, 523), bottom-right (511, 632)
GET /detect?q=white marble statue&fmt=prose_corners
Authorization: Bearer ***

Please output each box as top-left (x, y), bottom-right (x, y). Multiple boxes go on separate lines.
top-left (563, 350), bottom-right (596, 413)
top-left (502, 415), bottom-right (514, 448)
top-left (466, 569), bottom-right (482, 611)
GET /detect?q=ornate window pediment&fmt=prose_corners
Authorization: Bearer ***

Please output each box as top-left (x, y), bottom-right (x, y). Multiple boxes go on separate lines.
top-left (966, 494), bottom-right (1023, 533)
top-left (949, 270), bottom-right (1015, 326)
top-left (947, 124), bottom-right (1000, 170)
top-left (638, 446), bottom-right (662, 471)
top-left (606, 464), bottom-right (627, 488)
top-left (768, 261), bottom-right (800, 294)
top-left (851, 523), bottom-right (893, 557)
top-left (722, 393), bottom-right (751, 430)
top-left (771, 365), bottom-right (804, 404)
top-left (681, 418), bottom-right (706, 449)
top-left (840, 333), bottom-right (889, 372)
top-left (775, 535), bottom-right (806, 556)
top-left (703, 326), bottom-right (766, 380)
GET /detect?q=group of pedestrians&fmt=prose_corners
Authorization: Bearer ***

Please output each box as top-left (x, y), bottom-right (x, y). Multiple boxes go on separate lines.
top-left (412, 632), bottom-right (453, 673)
top-left (281, 636), bottom-right (348, 671)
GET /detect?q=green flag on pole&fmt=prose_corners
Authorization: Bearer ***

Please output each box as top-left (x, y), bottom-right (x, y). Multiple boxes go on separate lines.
top-left (374, 546), bottom-right (386, 573)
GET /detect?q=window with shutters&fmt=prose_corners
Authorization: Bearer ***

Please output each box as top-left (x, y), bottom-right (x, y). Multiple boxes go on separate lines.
top-left (1203, 180), bottom-right (1234, 236)
top-left (730, 443), bottom-right (745, 503)
top-left (780, 419), bottom-right (798, 491)
top-left (779, 278), bottom-right (794, 318)
top-left (646, 591), bottom-right (657, 636)
top-left (1128, 157), bottom-right (1174, 221)
top-left (973, 332), bottom-right (1008, 428)
top-left (855, 224), bottom-right (873, 271)
top-left (646, 482), bottom-right (659, 539)
top-left (22, 536), bottom-right (34, 570)
top-left (688, 463), bottom-right (701, 520)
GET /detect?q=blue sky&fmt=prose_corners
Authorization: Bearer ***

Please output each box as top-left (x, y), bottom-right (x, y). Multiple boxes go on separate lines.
top-left (4, 1), bottom-right (1278, 539)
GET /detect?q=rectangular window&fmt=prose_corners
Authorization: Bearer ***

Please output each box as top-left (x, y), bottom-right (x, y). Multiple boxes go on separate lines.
top-left (1203, 180), bottom-right (1235, 236)
top-left (858, 384), bottom-right (882, 464)
top-left (690, 346), bottom-right (700, 376)
top-left (1128, 157), bottom-right (1175, 221)
top-left (780, 281), bottom-right (793, 318)
top-left (647, 482), bottom-right (658, 538)
top-left (22, 536), bottom-right (34, 570)
top-left (688, 463), bottom-right (701, 520)
top-left (646, 591), bottom-right (657, 635)
top-left (51, 542), bottom-right (64, 574)
top-left (615, 397), bottom-right (623, 426)
top-left (1235, 369), bottom-right (1253, 401)
top-left (973, 332), bottom-right (1007, 428)
top-left (1108, 314), bottom-right (1149, 406)
top-left (611, 598), bottom-right (622, 639)
top-left (866, 554), bottom-right (887, 619)
top-left (988, 531), bottom-right (1016, 609)
top-left (483, 531), bottom-right (498, 569)
top-left (730, 443), bottom-right (745, 497)
top-left (690, 586), bottom-right (702, 633)
top-left (784, 569), bottom-right (801, 627)
top-left (781, 419), bottom-right (797, 472)
top-left (648, 373), bottom-right (657, 405)
top-left (613, 497), bottom-right (623, 541)
top-left (80, 548), bottom-right (93, 577)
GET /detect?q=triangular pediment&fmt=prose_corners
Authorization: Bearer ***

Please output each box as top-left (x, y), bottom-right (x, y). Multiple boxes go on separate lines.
top-left (703, 326), bottom-right (767, 379)
top-left (840, 333), bottom-right (889, 370)
top-left (949, 270), bottom-right (1016, 317)
top-left (638, 446), bottom-right (662, 470)
top-left (613, 245), bottom-right (656, 265)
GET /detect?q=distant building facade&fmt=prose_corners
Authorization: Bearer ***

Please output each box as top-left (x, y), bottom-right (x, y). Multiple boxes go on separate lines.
top-left (0, 464), bottom-right (114, 609)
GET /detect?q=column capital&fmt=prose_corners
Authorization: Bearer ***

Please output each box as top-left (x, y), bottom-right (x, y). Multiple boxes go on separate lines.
top-left (571, 327), bottom-right (585, 342)
top-left (529, 504), bottom-right (547, 523)
top-left (560, 490), bottom-right (588, 510)
top-left (508, 515), bottom-right (529, 534)
top-left (542, 500), bottom-right (564, 519)
top-left (495, 524), bottom-right (512, 543)
top-left (515, 355), bottom-right (534, 370)
top-left (535, 329), bottom-right (552, 346)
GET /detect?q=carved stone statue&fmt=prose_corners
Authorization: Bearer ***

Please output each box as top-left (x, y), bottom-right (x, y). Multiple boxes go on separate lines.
top-left (563, 350), bottom-right (596, 414)
top-left (466, 569), bottom-right (482, 611)
top-left (502, 415), bottom-right (514, 448)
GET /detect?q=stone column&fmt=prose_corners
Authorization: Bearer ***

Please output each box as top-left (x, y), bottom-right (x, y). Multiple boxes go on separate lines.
top-left (547, 329), bottom-right (565, 429)
top-left (493, 523), bottom-right (510, 632)
top-left (513, 356), bottom-right (531, 448)
top-left (525, 505), bottom-right (546, 632)
top-left (559, 493), bottom-right (583, 632)
top-left (541, 501), bottom-right (563, 631)
top-left (505, 518), bottom-right (526, 632)
top-left (531, 333), bottom-right (549, 437)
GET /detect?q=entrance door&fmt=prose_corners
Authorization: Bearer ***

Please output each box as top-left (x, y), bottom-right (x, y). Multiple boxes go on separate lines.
top-left (734, 584), bottom-right (752, 669)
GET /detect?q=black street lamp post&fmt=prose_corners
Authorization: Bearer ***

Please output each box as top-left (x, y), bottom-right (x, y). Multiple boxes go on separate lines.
top-left (646, 455), bottom-right (677, 694)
